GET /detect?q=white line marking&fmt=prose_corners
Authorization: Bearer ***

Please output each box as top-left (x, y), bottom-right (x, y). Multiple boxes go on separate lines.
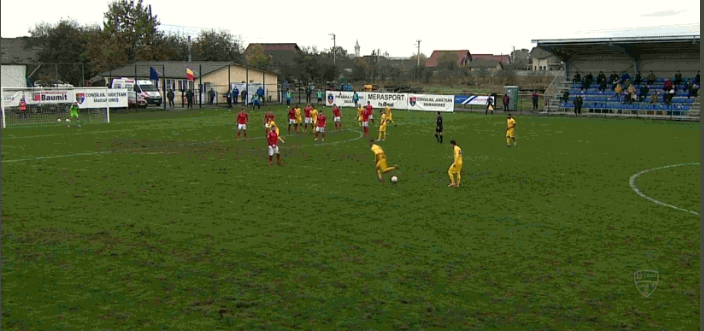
top-left (629, 163), bottom-right (700, 216)
top-left (1, 129), bottom-right (363, 163)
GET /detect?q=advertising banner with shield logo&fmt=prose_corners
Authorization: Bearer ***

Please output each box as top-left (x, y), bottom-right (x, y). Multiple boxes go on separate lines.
top-left (407, 94), bottom-right (454, 112)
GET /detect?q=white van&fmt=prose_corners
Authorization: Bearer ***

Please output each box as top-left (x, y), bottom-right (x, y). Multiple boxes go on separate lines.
top-left (111, 78), bottom-right (161, 107)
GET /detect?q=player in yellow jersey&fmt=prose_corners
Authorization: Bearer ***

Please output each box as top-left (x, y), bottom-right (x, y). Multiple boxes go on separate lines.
top-left (295, 105), bottom-right (302, 131)
top-left (369, 140), bottom-right (399, 182)
top-left (378, 110), bottom-right (388, 141)
top-left (506, 113), bottom-right (517, 147)
top-left (384, 104), bottom-right (396, 127)
top-left (448, 140), bottom-right (463, 187)
top-left (310, 107), bottom-right (319, 132)
top-left (357, 106), bottom-right (364, 127)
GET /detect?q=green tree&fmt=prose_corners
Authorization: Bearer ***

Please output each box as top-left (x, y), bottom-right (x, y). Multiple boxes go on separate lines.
top-left (86, 0), bottom-right (163, 72)
top-left (193, 29), bottom-right (243, 62)
top-left (28, 19), bottom-right (100, 86)
top-left (245, 44), bottom-right (272, 69)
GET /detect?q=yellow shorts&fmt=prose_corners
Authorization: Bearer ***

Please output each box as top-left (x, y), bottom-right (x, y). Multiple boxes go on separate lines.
top-left (449, 163), bottom-right (462, 174)
top-left (387, 115), bottom-right (393, 121)
top-left (379, 125), bottom-right (387, 132)
top-left (376, 156), bottom-right (388, 171)
top-left (506, 129), bottom-right (515, 138)
top-left (296, 117), bottom-right (302, 124)
top-left (358, 117), bottom-right (363, 122)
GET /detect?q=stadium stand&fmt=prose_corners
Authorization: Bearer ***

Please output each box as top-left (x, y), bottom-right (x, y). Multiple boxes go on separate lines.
top-left (532, 35), bottom-right (700, 119)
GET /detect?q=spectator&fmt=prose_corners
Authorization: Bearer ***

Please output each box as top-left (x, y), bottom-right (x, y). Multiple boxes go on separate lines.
top-left (574, 95), bottom-right (583, 115)
top-left (167, 88), bottom-right (175, 108)
top-left (285, 89), bottom-right (292, 106)
top-left (609, 72), bottom-right (619, 85)
top-left (650, 91), bottom-right (659, 105)
top-left (627, 84), bottom-right (636, 103)
top-left (503, 93), bottom-right (510, 111)
top-left (208, 88), bottom-right (216, 104)
top-left (305, 86), bottom-right (312, 103)
top-left (486, 95), bottom-right (494, 115)
top-left (611, 76), bottom-right (620, 91)
top-left (695, 71), bottom-right (700, 85)
top-left (664, 78), bottom-right (673, 91)
top-left (257, 86), bottom-right (265, 104)
top-left (491, 92), bottom-right (498, 109)
top-left (689, 83), bottom-right (699, 98)
top-left (614, 84), bottom-right (623, 101)
top-left (620, 71), bottom-right (630, 84)
top-left (581, 76), bottom-right (591, 90)
top-left (688, 81), bottom-right (699, 98)
top-left (352, 91), bottom-right (360, 107)
top-left (647, 71), bottom-right (657, 84)
top-left (664, 88), bottom-right (675, 108)
top-left (251, 94), bottom-right (261, 110)
top-left (241, 89), bottom-right (247, 106)
top-left (586, 72), bottom-right (594, 85)
top-left (597, 71), bottom-right (606, 84)
top-left (634, 72), bottom-right (642, 86)
top-left (598, 79), bottom-right (607, 92)
top-left (232, 86), bottom-right (239, 105)
top-left (639, 85), bottom-right (649, 102)
top-left (226, 89), bottom-right (232, 108)
top-left (562, 90), bottom-right (570, 104)
top-left (186, 89), bottom-right (194, 109)
top-left (573, 72), bottom-right (581, 84)
top-left (531, 90), bottom-right (539, 110)
top-left (317, 89), bottom-right (323, 105)
top-left (674, 70), bottom-right (682, 86)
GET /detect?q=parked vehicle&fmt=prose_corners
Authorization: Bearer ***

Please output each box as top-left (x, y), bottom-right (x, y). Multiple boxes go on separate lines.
top-left (111, 78), bottom-right (147, 108)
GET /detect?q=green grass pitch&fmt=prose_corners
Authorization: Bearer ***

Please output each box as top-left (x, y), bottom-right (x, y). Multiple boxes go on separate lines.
top-left (1, 105), bottom-right (700, 330)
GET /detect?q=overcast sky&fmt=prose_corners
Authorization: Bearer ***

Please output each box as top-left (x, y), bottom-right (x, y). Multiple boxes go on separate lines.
top-left (1, 0), bottom-right (700, 57)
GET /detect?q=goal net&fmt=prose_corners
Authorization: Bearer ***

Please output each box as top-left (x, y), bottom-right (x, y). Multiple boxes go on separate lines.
top-left (1, 87), bottom-right (127, 128)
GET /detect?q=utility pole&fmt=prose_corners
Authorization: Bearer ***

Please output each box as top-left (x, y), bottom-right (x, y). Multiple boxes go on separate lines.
top-left (512, 46), bottom-right (515, 63)
top-left (188, 35), bottom-right (192, 62)
top-left (416, 40), bottom-right (422, 79)
top-left (329, 33), bottom-right (336, 65)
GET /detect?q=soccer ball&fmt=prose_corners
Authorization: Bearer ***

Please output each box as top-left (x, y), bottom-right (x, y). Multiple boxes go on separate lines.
top-left (57, 119), bottom-right (61, 122)
top-left (391, 176), bottom-right (398, 183)
top-left (66, 119), bottom-right (70, 122)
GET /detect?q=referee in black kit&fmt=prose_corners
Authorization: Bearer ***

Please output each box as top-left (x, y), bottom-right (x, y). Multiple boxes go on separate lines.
top-left (434, 111), bottom-right (443, 143)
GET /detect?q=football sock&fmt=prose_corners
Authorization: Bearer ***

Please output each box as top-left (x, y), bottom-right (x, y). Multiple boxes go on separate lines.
top-left (448, 171), bottom-right (454, 185)
top-left (507, 137), bottom-right (511, 145)
top-left (456, 173), bottom-right (461, 185)
top-left (440, 135), bottom-right (443, 143)
top-left (435, 134), bottom-right (439, 142)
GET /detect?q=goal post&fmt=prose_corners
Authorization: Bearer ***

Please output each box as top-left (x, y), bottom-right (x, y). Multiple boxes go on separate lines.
top-left (1, 86), bottom-right (126, 128)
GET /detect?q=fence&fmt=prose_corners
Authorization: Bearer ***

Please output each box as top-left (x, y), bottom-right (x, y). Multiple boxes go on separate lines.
top-left (0, 87), bottom-right (117, 128)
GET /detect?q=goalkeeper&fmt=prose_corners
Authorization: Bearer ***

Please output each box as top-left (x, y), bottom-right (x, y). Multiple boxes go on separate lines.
top-left (67, 102), bottom-right (82, 128)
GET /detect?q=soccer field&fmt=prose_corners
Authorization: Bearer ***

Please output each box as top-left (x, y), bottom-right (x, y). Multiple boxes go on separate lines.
top-left (1, 106), bottom-right (700, 330)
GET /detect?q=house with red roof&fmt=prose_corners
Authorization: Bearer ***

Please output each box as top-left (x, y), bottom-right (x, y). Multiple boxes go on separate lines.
top-left (425, 50), bottom-right (471, 68)
top-left (471, 54), bottom-right (510, 64)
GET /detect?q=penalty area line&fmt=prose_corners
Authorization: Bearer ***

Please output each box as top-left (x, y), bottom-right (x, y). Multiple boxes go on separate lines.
top-left (628, 162), bottom-right (700, 216)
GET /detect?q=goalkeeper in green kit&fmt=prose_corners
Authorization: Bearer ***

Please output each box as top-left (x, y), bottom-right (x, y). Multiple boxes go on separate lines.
top-left (67, 101), bottom-right (81, 128)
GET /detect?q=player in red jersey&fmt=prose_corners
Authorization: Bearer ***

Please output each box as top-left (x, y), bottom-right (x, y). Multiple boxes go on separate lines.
top-left (267, 126), bottom-right (285, 166)
top-left (314, 111), bottom-right (327, 141)
top-left (236, 108), bottom-right (249, 140)
top-left (303, 104), bottom-right (313, 133)
top-left (332, 104), bottom-right (342, 131)
top-left (263, 110), bottom-right (275, 134)
top-left (365, 101), bottom-right (375, 126)
top-left (361, 106), bottom-right (371, 136)
top-left (287, 107), bottom-right (297, 134)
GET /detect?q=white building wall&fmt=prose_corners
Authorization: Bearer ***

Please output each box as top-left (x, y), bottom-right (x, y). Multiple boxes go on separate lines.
top-left (1, 65), bottom-right (26, 88)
